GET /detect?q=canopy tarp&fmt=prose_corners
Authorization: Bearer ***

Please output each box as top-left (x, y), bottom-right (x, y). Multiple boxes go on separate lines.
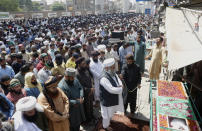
top-left (166, 7), bottom-right (202, 70)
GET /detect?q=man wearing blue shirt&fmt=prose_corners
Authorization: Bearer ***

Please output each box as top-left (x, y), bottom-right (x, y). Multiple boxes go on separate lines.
top-left (0, 58), bottom-right (15, 80)
top-left (0, 93), bottom-right (14, 120)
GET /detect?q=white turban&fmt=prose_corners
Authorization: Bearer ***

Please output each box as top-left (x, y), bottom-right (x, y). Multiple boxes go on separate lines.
top-left (97, 44), bottom-right (106, 52)
top-left (16, 96), bottom-right (44, 112)
top-left (103, 58), bottom-right (115, 68)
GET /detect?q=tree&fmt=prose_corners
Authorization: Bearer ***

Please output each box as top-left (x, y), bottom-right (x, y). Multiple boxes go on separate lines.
top-left (51, 2), bottom-right (65, 11)
top-left (18, 0), bottom-right (33, 11)
top-left (32, 1), bottom-right (43, 11)
top-left (0, 0), bottom-right (19, 12)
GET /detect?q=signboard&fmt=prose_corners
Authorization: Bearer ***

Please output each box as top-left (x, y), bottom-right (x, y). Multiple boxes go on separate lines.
top-left (75, 12), bottom-right (81, 16)
top-left (68, 7), bottom-right (73, 11)
top-left (87, 11), bottom-right (93, 15)
top-left (145, 8), bottom-right (151, 15)
top-left (48, 12), bottom-right (57, 18)
top-left (32, 13), bottom-right (43, 18)
top-left (61, 12), bottom-right (71, 17)
top-left (0, 12), bottom-right (10, 19)
top-left (14, 14), bottom-right (24, 19)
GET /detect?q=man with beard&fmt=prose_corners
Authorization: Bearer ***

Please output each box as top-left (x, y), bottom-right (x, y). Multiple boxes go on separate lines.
top-left (0, 76), bottom-right (11, 95)
top-left (76, 57), bottom-right (94, 124)
top-left (65, 53), bottom-right (79, 69)
top-left (121, 55), bottom-right (141, 117)
top-left (19, 44), bottom-right (29, 62)
top-left (58, 68), bottom-right (86, 131)
top-left (134, 35), bottom-right (146, 74)
top-left (13, 96), bottom-right (48, 131)
top-left (14, 64), bottom-right (30, 88)
top-left (36, 53), bottom-right (49, 71)
top-left (119, 42), bottom-right (129, 71)
top-left (0, 58), bottom-right (15, 80)
top-left (80, 44), bottom-right (89, 59)
top-left (86, 37), bottom-right (94, 56)
top-left (90, 51), bottom-right (104, 105)
top-left (38, 76), bottom-right (70, 131)
top-left (145, 37), bottom-right (163, 82)
top-left (11, 53), bottom-right (26, 74)
top-left (37, 60), bottom-right (54, 84)
top-left (105, 45), bottom-right (113, 59)
top-left (100, 58), bottom-right (124, 131)
top-left (24, 72), bottom-right (43, 98)
top-left (6, 79), bottom-right (26, 105)
top-left (51, 54), bottom-right (65, 76)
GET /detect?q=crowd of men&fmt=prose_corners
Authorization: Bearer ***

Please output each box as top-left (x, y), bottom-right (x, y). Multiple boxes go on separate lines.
top-left (0, 12), bottom-right (201, 131)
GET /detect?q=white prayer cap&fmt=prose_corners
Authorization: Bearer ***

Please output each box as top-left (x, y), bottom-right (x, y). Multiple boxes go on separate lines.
top-left (51, 38), bottom-right (55, 41)
top-left (97, 44), bottom-right (106, 51)
top-left (0, 41), bottom-right (4, 45)
top-left (35, 37), bottom-right (39, 41)
top-left (0, 44), bottom-right (6, 49)
top-left (43, 40), bottom-right (49, 46)
top-left (16, 96), bottom-right (44, 112)
top-left (65, 68), bottom-right (76, 77)
top-left (38, 37), bottom-right (43, 42)
top-left (103, 58), bottom-right (115, 68)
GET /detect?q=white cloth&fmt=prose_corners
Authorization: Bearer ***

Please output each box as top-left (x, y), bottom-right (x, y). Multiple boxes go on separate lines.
top-left (100, 74), bottom-right (124, 128)
top-left (13, 111), bottom-right (42, 131)
top-left (110, 49), bottom-right (120, 72)
top-left (125, 46), bottom-right (133, 55)
top-left (80, 49), bottom-right (89, 59)
top-left (48, 49), bottom-right (55, 61)
top-left (89, 59), bottom-right (104, 101)
top-left (105, 51), bottom-right (113, 59)
top-left (37, 68), bottom-right (52, 84)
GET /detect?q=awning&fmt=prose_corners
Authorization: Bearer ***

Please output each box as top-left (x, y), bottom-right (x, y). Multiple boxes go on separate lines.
top-left (166, 8), bottom-right (202, 70)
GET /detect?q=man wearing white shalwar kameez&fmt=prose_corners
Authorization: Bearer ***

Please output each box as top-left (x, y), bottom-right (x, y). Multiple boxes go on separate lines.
top-left (100, 58), bottom-right (124, 130)
top-left (13, 96), bottom-right (47, 131)
top-left (90, 51), bottom-right (104, 102)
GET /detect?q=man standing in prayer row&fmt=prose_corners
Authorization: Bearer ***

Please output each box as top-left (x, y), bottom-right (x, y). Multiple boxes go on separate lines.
top-left (6, 79), bottom-right (26, 105)
top-left (121, 55), bottom-right (141, 116)
top-left (90, 51), bottom-right (104, 104)
top-left (76, 57), bottom-right (94, 123)
top-left (0, 58), bottom-right (15, 80)
top-left (24, 72), bottom-right (42, 98)
top-left (58, 68), bottom-right (86, 131)
top-left (13, 96), bottom-right (49, 131)
top-left (119, 42), bottom-right (129, 71)
top-left (100, 58), bottom-right (124, 131)
top-left (38, 76), bottom-right (70, 131)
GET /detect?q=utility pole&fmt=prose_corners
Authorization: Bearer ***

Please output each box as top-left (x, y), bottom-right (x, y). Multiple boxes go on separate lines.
top-left (66, 0), bottom-right (68, 12)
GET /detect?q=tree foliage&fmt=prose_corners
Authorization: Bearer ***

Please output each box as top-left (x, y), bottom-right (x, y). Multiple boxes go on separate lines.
top-left (18, 0), bottom-right (33, 11)
top-left (0, 0), bottom-right (19, 12)
top-left (32, 1), bottom-right (43, 11)
top-left (51, 2), bottom-right (65, 11)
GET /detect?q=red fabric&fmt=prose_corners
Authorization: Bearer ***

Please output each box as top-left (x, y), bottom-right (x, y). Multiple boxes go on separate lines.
top-left (36, 61), bottom-right (44, 71)
top-left (6, 89), bottom-right (26, 105)
top-left (94, 114), bottom-right (149, 131)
